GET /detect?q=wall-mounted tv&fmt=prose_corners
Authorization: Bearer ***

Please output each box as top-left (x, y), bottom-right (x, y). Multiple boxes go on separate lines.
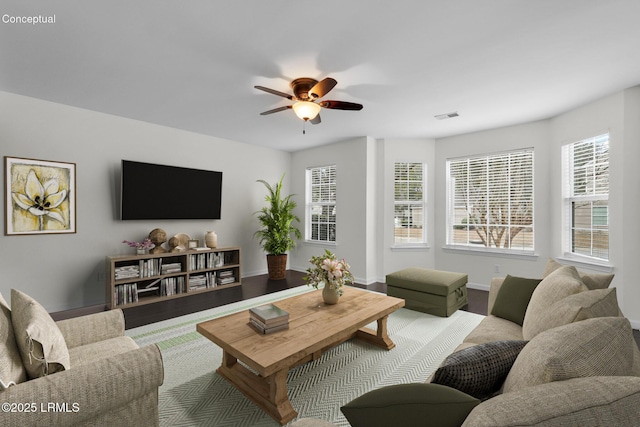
top-left (120, 160), bottom-right (222, 220)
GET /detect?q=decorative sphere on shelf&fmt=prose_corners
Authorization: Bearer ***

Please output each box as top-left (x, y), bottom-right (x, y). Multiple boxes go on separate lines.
top-left (149, 228), bottom-right (168, 254)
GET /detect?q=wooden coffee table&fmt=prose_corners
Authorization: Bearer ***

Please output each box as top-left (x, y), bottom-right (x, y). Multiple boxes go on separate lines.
top-left (196, 287), bottom-right (405, 425)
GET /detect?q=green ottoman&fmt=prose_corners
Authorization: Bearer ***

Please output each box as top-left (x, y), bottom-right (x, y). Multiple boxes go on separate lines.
top-left (386, 268), bottom-right (468, 317)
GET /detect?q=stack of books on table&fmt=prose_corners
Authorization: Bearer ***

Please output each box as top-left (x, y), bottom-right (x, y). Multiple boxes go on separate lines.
top-left (249, 304), bottom-right (289, 334)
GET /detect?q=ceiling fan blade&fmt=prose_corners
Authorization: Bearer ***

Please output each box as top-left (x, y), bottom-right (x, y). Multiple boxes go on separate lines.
top-left (309, 78), bottom-right (337, 99)
top-left (310, 114), bottom-right (321, 125)
top-left (255, 85), bottom-right (294, 100)
top-left (319, 100), bottom-right (363, 111)
top-left (260, 105), bottom-right (292, 115)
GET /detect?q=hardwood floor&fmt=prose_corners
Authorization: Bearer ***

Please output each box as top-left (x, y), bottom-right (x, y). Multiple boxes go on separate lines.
top-left (52, 271), bottom-right (639, 348)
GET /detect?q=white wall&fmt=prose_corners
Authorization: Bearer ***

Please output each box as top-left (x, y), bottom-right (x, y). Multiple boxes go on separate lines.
top-left (433, 120), bottom-right (552, 288)
top-left (3, 86), bottom-right (639, 326)
top-left (289, 137), bottom-right (378, 284)
top-left (0, 92), bottom-right (290, 312)
top-left (377, 138), bottom-right (436, 280)
top-left (550, 88), bottom-right (640, 325)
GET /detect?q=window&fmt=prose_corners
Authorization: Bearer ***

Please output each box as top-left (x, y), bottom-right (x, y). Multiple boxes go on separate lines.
top-left (394, 162), bottom-right (426, 245)
top-left (562, 133), bottom-right (609, 260)
top-left (446, 149), bottom-right (534, 252)
top-left (306, 165), bottom-right (336, 242)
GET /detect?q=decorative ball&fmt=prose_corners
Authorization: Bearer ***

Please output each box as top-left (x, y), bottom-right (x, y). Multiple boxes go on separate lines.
top-left (168, 236), bottom-right (179, 249)
top-left (149, 228), bottom-right (167, 245)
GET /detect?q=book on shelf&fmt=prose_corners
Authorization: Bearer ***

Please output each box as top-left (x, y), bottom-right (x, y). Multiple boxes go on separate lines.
top-left (114, 283), bottom-right (139, 306)
top-left (114, 265), bottom-right (140, 280)
top-left (249, 303), bottom-right (289, 325)
top-left (248, 318), bottom-right (289, 335)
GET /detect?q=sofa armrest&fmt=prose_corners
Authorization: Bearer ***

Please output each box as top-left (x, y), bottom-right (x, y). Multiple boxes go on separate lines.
top-left (0, 344), bottom-right (163, 427)
top-left (56, 309), bottom-right (125, 348)
top-left (486, 277), bottom-right (505, 314)
top-left (462, 376), bottom-right (640, 427)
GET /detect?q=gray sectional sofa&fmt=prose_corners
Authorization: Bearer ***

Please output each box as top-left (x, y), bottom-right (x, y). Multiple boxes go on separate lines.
top-left (293, 259), bottom-right (640, 427)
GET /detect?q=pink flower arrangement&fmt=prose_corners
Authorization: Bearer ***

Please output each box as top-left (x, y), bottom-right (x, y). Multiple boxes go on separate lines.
top-left (122, 238), bottom-right (155, 250)
top-left (304, 249), bottom-right (354, 296)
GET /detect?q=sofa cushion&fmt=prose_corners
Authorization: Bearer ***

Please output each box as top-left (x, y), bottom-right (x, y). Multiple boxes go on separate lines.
top-left (525, 288), bottom-right (620, 339)
top-left (10, 289), bottom-right (70, 379)
top-left (462, 376), bottom-right (640, 427)
top-left (542, 258), bottom-right (614, 290)
top-left (0, 293), bottom-right (27, 389)
top-left (490, 275), bottom-right (542, 325)
top-left (463, 315), bottom-right (524, 345)
top-left (432, 340), bottom-right (528, 400)
top-left (503, 317), bottom-right (634, 393)
top-left (522, 266), bottom-right (588, 340)
top-left (341, 383), bottom-right (480, 427)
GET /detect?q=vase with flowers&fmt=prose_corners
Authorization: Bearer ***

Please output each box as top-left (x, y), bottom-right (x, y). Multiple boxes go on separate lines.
top-left (122, 238), bottom-right (155, 255)
top-left (304, 249), bottom-right (354, 304)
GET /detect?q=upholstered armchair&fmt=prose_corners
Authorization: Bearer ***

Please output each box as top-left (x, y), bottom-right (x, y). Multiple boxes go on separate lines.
top-left (1, 290), bottom-right (164, 427)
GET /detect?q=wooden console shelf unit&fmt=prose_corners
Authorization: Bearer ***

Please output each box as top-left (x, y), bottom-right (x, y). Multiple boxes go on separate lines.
top-left (106, 247), bottom-right (241, 309)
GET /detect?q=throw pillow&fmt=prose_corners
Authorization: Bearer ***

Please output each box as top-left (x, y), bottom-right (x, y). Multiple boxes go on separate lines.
top-left (341, 383), bottom-right (480, 427)
top-left (10, 289), bottom-right (70, 379)
top-left (503, 317), bottom-right (634, 393)
top-left (431, 340), bottom-right (528, 400)
top-left (490, 275), bottom-right (542, 325)
top-left (522, 265), bottom-right (588, 340)
top-left (0, 293), bottom-right (27, 389)
top-left (524, 288), bottom-right (620, 338)
top-left (542, 258), bottom-right (614, 290)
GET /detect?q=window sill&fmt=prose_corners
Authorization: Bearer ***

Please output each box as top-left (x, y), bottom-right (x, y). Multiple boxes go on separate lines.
top-left (303, 240), bottom-right (337, 247)
top-left (391, 244), bottom-right (430, 251)
top-left (557, 254), bottom-right (614, 273)
top-left (442, 245), bottom-right (538, 260)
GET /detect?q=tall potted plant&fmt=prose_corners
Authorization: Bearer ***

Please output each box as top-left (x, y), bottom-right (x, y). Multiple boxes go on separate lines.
top-left (254, 174), bottom-right (302, 280)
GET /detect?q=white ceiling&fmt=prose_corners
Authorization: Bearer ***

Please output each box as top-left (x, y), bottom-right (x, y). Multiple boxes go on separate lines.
top-left (2, 1), bottom-right (640, 152)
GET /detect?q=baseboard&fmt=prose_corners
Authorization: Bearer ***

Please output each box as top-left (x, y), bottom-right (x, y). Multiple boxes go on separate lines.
top-left (50, 304), bottom-right (106, 322)
top-left (466, 282), bottom-right (490, 292)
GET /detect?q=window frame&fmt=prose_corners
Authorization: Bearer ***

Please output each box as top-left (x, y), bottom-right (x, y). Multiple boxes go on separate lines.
top-left (393, 162), bottom-right (427, 247)
top-left (562, 133), bottom-right (610, 262)
top-left (305, 165), bottom-right (337, 244)
top-left (445, 148), bottom-right (535, 255)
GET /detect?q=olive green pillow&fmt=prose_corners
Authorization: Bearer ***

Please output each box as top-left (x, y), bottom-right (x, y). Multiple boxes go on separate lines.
top-left (490, 275), bottom-right (542, 325)
top-left (341, 383), bottom-right (480, 427)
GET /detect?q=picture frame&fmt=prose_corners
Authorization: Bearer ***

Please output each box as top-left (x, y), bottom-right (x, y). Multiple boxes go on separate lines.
top-left (5, 156), bottom-right (76, 235)
top-left (188, 239), bottom-right (199, 249)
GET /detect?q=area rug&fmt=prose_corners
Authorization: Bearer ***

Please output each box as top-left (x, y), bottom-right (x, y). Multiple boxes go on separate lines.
top-left (127, 286), bottom-right (484, 427)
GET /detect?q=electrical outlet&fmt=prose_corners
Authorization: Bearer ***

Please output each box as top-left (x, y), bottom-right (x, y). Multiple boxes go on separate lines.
top-left (97, 271), bottom-right (105, 282)
top-left (494, 265), bottom-right (500, 273)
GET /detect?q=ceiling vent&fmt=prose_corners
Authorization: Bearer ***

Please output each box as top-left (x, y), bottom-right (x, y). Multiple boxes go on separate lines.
top-left (435, 111), bottom-right (459, 120)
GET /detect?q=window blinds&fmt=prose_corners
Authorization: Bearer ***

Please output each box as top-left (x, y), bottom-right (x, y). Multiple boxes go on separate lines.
top-left (447, 149), bottom-right (534, 251)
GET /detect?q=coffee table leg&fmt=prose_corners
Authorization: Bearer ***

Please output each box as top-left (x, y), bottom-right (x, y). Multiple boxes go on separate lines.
top-left (355, 315), bottom-right (396, 350)
top-left (216, 351), bottom-right (297, 425)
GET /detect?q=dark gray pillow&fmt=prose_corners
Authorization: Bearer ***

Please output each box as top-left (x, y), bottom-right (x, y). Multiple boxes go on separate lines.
top-left (431, 340), bottom-right (528, 400)
top-left (491, 275), bottom-right (542, 325)
top-left (341, 383), bottom-right (479, 427)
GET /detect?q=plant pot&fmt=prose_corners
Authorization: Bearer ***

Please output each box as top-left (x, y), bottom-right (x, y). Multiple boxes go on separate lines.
top-left (266, 254), bottom-right (287, 280)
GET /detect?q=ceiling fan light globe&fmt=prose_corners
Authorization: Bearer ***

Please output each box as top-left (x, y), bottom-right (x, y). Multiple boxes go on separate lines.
top-left (292, 101), bottom-right (321, 121)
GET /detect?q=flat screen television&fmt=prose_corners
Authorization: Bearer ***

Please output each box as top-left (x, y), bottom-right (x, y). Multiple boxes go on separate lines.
top-left (120, 160), bottom-right (222, 220)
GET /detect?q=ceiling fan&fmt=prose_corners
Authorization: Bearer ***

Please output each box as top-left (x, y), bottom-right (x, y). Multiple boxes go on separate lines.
top-left (255, 77), bottom-right (363, 127)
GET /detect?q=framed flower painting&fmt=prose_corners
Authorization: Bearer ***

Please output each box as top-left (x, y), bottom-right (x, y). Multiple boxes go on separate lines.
top-left (5, 156), bottom-right (76, 235)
